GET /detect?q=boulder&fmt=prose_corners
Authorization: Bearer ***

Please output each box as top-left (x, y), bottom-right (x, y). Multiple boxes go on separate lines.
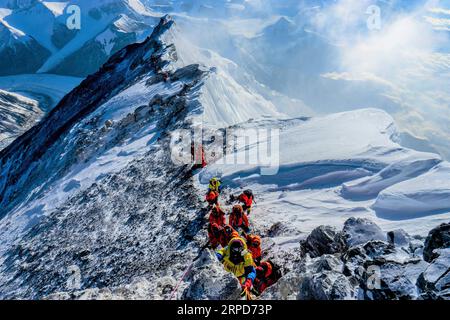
top-left (262, 219), bottom-right (448, 301)
top-left (182, 250), bottom-right (241, 300)
top-left (418, 248), bottom-right (450, 299)
top-left (343, 218), bottom-right (386, 247)
top-left (423, 223), bottom-right (450, 263)
top-left (262, 255), bottom-right (355, 300)
top-left (387, 229), bottom-right (411, 248)
top-left (300, 225), bottom-right (347, 258)
top-left (362, 259), bottom-right (428, 300)
top-left (299, 255), bottom-right (355, 300)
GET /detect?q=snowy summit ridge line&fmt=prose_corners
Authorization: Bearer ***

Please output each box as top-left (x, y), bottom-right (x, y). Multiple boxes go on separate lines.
top-left (0, 15), bottom-right (215, 299)
top-left (0, 15), bottom-right (176, 215)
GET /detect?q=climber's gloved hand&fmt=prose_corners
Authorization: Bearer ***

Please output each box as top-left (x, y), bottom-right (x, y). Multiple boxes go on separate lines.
top-left (215, 252), bottom-right (224, 261)
top-left (241, 279), bottom-right (252, 290)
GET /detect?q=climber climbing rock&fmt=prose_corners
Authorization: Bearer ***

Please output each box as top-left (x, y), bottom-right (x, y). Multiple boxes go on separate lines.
top-left (205, 189), bottom-right (219, 208)
top-left (219, 225), bottom-right (240, 248)
top-left (209, 205), bottom-right (226, 227)
top-left (230, 189), bottom-right (254, 215)
top-left (201, 180), bottom-right (279, 299)
top-left (208, 177), bottom-right (222, 193)
top-left (216, 237), bottom-right (256, 300)
top-left (253, 261), bottom-right (280, 296)
top-left (229, 205), bottom-right (250, 234)
top-left (205, 178), bottom-right (222, 208)
top-left (208, 223), bottom-right (223, 249)
top-left (245, 234), bottom-right (262, 265)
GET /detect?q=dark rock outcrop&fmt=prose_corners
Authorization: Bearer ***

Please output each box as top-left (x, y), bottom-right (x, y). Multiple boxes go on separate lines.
top-left (423, 223), bottom-right (450, 263)
top-left (300, 225), bottom-right (347, 258)
top-left (264, 218), bottom-right (449, 300)
top-left (418, 249), bottom-right (450, 300)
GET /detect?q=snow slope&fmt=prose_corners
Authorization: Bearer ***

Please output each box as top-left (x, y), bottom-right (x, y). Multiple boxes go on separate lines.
top-left (374, 163), bottom-right (450, 219)
top-left (0, 16), bottom-right (302, 299)
top-left (200, 109), bottom-right (450, 237)
top-left (168, 30), bottom-right (286, 127)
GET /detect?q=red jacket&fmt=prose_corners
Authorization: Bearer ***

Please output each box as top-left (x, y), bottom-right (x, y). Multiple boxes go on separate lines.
top-left (229, 212), bottom-right (249, 229)
top-left (209, 207), bottom-right (226, 226)
top-left (191, 144), bottom-right (207, 168)
top-left (246, 235), bottom-right (262, 260)
top-left (254, 262), bottom-right (276, 294)
top-left (238, 193), bottom-right (253, 208)
top-left (205, 191), bottom-right (219, 205)
top-left (208, 223), bottom-right (222, 249)
top-left (219, 230), bottom-right (240, 248)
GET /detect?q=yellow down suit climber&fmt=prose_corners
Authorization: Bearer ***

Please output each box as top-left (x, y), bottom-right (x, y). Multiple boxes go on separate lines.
top-left (216, 237), bottom-right (256, 299)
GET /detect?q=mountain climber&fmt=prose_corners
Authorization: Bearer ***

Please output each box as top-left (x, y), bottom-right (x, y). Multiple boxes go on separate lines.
top-left (245, 234), bottom-right (262, 265)
top-left (205, 178), bottom-right (222, 208)
top-left (229, 205), bottom-right (250, 234)
top-left (230, 190), bottom-right (254, 215)
top-left (216, 237), bottom-right (256, 299)
top-left (220, 224), bottom-right (240, 248)
top-left (209, 205), bottom-right (226, 227)
top-left (205, 190), bottom-right (219, 208)
top-left (191, 142), bottom-right (207, 169)
top-left (208, 177), bottom-right (222, 193)
top-left (208, 223), bottom-right (223, 249)
top-left (253, 261), bottom-right (279, 295)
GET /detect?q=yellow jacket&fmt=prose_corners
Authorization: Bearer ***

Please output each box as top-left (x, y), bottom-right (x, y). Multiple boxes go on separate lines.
top-left (209, 178), bottom-right (221, 193)
top-left (216, 237), bottom-right (256, 279)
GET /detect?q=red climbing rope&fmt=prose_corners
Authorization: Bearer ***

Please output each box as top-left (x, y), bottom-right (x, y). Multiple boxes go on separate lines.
top-left (169, 263), bottom-right (194, 300)
top-left (168, 241), bottom-right (210, 300)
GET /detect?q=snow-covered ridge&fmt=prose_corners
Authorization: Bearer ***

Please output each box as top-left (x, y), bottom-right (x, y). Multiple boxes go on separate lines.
top-left (0, 15), bottom-right (211, 298)
top-left (0, 15), bottom-right (300, 299)
top-left (0, 15), bottom-right (176, 216)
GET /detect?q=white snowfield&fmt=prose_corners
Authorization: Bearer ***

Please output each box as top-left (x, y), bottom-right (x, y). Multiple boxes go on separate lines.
top-left (36, 0), bottom-right (144, 73)
top-left (199, 108), bottom-right (450, 236)
top-left (373, 163), bottom-right (450, 218)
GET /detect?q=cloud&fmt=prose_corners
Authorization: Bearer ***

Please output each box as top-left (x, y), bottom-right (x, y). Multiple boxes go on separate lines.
top-left (314, 0), bottom-right (450, 157)
top-left (428, 7), bottom-right (450, 15)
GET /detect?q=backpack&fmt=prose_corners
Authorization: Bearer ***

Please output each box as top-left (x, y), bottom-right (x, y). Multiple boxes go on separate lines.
top-left (243, 189), bottom-right (253, 199)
